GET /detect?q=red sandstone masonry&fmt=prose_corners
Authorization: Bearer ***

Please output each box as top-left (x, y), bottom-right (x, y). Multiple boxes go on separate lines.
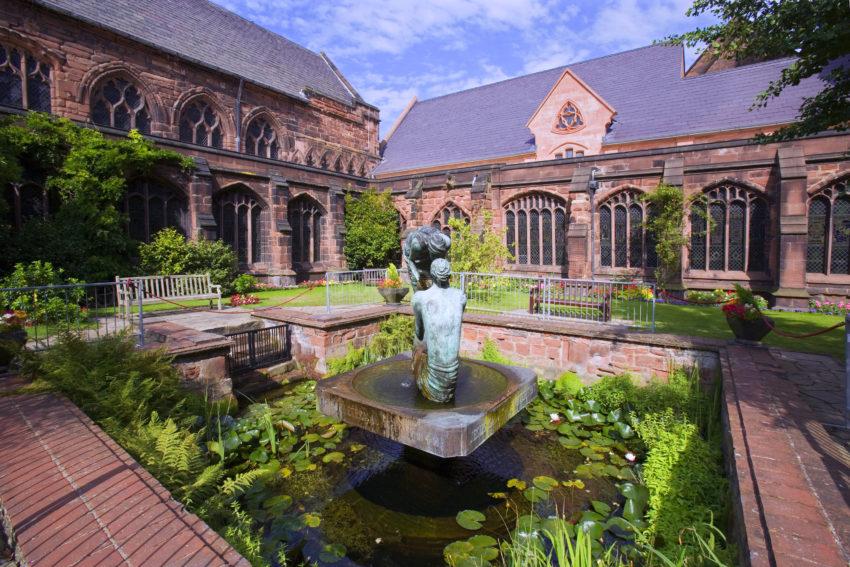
top-left (0, 394), bottom-right (249, 566)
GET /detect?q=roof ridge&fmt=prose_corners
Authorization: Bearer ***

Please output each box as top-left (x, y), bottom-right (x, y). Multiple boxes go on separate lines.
top-left (415, 44), bottom-right (679, 106)
top-left (681, 55), bottom-right (798, 82)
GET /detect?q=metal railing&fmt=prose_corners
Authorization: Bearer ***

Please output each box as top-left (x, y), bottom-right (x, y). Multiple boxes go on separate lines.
top-left (0, 281), bottom-right (142, 350)
top-left (225, 324), bottom-right (290, 373)
top-left (323, 269), bottom-right (655, 329)
top-left (324, 269), bottom-right (390, 312)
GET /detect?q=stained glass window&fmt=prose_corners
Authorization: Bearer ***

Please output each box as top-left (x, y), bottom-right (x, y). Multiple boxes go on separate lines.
top-left (600, 205), bottom-right (612, 267)
top-left (614, 206), bottom-right (627, 267)
top-left (91, 77), bottom-right (150, 133)
top-left (503, 192), bottom-right (567, 267)
top-left (215, 186), bottom-right (265, 264)
top-left (831, 196), bottom-right (850, 274)
top-left (179, 99), bottom-right (223, 148)
top-left (432, 202), bottom-right (468, 235)
top-left (806, 197), bottom-right (829, 274)
top-left (506, 210), bottom-right (516, 263)
top-left (125, 179), bottom-right (187, 242)
top-left (0, 43), bottom-right (50, 112)
top-left (691, 184), bottom-right (769, 273)
top-left (628, 204), bottom-right (643, 268)
top-left (288, 195), bottom-right (322, 265)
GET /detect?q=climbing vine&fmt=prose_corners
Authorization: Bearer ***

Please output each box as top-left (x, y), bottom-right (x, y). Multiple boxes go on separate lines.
top-left (642, 184), bottom-right (689, 288)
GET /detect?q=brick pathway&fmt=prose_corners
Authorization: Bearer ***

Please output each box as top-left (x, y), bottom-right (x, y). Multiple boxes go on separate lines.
top-left (723, 345), bottom-right (850, 566)
top-left (0, 394), bottom-right (249, 567)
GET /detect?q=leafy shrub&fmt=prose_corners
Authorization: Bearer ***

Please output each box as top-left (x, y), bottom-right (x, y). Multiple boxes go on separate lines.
top-left (343, 188), bottom-right (401, 269)
top-left (480, 338), bottom-right (513, 365)
top-left (685, 289), bottom-right (733, 305)
top-left (326, 315), bottom-right (413, 375)
top-left (448, 211), bottom-right (512, 273)
top-left (0, 261), bottom-right (88, 324)
top-left (232, 274), bottom-right (258, 294)
top-left (578, 374), bottom-right (636, 411)
top-left (637, 410), bottom-right (728, 552)
top-left (139, 228), bottom-right (238, 290)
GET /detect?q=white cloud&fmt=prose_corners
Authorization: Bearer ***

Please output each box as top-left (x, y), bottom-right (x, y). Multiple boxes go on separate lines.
top-left (589, 0), bottom-right (694, 49)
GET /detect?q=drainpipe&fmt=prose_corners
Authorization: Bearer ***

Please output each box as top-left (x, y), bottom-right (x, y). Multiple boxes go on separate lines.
top-left (588, 167), bottom-right (600, 279)
top-left (234, 78), bottom-right (244, 151)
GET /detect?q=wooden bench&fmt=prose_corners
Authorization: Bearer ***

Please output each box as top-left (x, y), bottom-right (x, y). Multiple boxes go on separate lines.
top-left (116, 274), bottom-right (222, 318)
top-left (528, 285), bottom-right (611, 321)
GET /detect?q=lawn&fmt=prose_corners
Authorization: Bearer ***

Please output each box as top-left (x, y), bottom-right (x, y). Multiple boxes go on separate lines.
top-left (654, 303), bottom-right (845, 360)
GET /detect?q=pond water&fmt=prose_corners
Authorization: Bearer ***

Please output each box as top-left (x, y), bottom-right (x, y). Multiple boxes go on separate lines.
top-left (280, 419), bottom-right (618, 566)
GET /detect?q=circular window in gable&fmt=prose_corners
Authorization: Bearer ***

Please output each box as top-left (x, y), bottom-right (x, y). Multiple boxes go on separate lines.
top-left (553, 100), bottom-right (585, 134)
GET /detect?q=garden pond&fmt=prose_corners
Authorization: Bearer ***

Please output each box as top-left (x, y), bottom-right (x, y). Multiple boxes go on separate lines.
top-left (223, 379), bottom-right (646, 566)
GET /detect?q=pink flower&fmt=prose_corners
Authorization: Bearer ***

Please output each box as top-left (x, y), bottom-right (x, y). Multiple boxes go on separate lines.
top-left (625, 452), bottom-right (637, 463)
top-left (549, 413), bottom-right (561, 424)
top-left (840, 302), bottom-right (845, 310)
top-left (815, 301), bottom-right (822, 308)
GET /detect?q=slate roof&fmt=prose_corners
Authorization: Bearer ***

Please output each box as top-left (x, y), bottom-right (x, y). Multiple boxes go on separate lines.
top-left (376, 44), bottom-right (828, 175)
top-left (32, 0), bottom-right (361, 105)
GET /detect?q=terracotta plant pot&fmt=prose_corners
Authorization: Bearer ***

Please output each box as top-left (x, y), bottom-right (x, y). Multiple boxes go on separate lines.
top-left (378, 287), bottom-right (409, 305)
top-left (726, 316), bottom-right (773, 342)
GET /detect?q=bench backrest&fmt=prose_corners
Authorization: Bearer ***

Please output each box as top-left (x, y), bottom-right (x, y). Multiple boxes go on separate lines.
top-left (116, 274), bottom-right (213, 303)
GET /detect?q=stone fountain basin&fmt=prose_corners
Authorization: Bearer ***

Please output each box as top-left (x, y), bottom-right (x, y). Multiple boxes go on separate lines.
top-left (315, 353), bottom-right (537, 458)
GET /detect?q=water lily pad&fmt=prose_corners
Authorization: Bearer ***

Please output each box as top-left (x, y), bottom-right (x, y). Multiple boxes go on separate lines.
top-left (301, 433), bottom-right (320, 443)
top-left (249, 447), bottom-right (269, 463)
top-left (349, 443), bottom-right (365, 453)
top-left (580, 447), bottom-right (604, 460)
top-left (525, 423), bottom-right (544, 432)
top-left (558, 436), bottom-right (582, 448)
top-left (604, 517), bottom-right (635, 538)
top-left (488, 492), bottom-right (508, 499)
top-left (507, 478), bottom-right (527, 491)
top-left (515, 514), bottom-right (540, 531)
top-left (322, 451), bottom-right (345, 464)
top-left (523, 488), bottom-right (548, 503)
top-left (607, 409), bottom-right (623, 423)
top-left (585, 400), bottom-right (602, 412)
top-left (556, 423), bottom-right (574, 436)
top-left (318, 543), bottom-right (346, 563)
top-left (532, 476), bottom-right (559, 492)
top-left (580, 510), bottom-right (604, 522)
top-left (443, 541), bottom-right (474, 565)
top-left (456, 509), bottom-right (486, 530)
top-left (565, 409), bottom-right (583, 422)
top-left (618, 483), bottom-right (649, 521)
top-left (468, 534), bottom-right (497, 548)
top-left (591, 500), bottom-right (612, 515)
top-left (577, 518), bottom-right (605, 539)
top-left (263, 494), bottom-right (292, 514)
top-left (615, 422), bottom-right (635, 439)
top-left (562, 479), bottom-right (585, 490)
top-left (301, 512), bottom-right (322, 528)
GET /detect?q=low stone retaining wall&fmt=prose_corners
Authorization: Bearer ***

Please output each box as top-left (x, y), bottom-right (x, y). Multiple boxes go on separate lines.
top-left (259, 306), bottom-right (721, 382)
top-left (143, 321), bottom-right (235, 401)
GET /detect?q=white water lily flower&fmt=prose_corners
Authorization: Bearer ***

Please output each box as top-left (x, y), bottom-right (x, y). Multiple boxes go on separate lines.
top-left (549, 413), bottom-right (561, 423)
top-left (625, 452), bottom-right (637, 462)
top-left (375, 538), bottom-right (382, 544)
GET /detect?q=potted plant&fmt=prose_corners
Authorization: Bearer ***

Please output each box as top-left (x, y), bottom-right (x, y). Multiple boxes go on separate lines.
top-left (722, 284), bottom-right (772, 341)
top-left (377, 263), bottom-right (409, 304)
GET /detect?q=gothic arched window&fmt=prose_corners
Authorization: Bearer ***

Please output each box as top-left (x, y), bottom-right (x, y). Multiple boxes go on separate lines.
top-left (245, 117), bottom-right (278, 159)
top-left (598, 190), bottom-right (655, 269)
top-left (0, 43), bottom-right (51, 112)
top-left (125, 179), bottom-right (188, 242)
top-left (806, 177), bottom-right (850, 275)
top-left (689, 184), bottom-right (768, 272)
top-left (505, 192), bottom-right (568, 267)
top-left (179, 99), bottom-right (223, 148)
top-left (553, 100), bottom-right (585, 133)
top-left (431, 202), bottom-right (469, 235)
top-left (91, 77), bottom-right (151, 133)
top-left (289, 195), bottom-right (323, 264)
top-left (214, 186), bottom-right (265, 265)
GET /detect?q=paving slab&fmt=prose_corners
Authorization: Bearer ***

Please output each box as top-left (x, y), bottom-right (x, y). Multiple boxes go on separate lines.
top-left (0, 393), bottom-right (249, 567)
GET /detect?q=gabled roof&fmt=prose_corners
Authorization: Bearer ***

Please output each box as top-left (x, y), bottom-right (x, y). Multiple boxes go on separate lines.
top-left (376, 44), bottom-right (827, 175)
top-left (32, 0), bottom-right (364, 106)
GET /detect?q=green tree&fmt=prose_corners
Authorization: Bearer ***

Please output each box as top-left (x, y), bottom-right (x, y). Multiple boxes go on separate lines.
top-left (642, 185), bottom-right (688, 287)
top-left (343, 188), bottom-right (401, 269)
top-left (668, 0), bottom-right (850, 140)
top-left (138, 227), bottom-right (238, 290)
top-left (448, 211), bottom-right (512, 273)
top-left (0, 113), bottom-right (193, 279)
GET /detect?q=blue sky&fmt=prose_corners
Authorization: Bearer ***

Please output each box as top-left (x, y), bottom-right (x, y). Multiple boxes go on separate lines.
top-left (213, 0), bottom-right (717, 137)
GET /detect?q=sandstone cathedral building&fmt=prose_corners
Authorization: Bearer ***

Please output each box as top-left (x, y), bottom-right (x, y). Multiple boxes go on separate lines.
top-left (3, 0), bottom-right (850, 307)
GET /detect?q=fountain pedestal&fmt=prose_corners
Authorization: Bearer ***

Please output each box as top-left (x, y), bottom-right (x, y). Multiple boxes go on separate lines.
top-left (316, 353), bottom-right (537, 458)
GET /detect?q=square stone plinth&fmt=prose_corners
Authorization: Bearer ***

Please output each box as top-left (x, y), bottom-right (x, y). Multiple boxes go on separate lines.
top-left (316, 353), bottom-right (537, 458)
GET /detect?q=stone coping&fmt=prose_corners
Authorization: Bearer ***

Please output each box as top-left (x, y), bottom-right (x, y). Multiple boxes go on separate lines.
top-left (141, 321), bottom-right (232, 357)
top-left (0, 393), bottom-right (249, 566)
top-left (259, 304), bottom-right (727, 353)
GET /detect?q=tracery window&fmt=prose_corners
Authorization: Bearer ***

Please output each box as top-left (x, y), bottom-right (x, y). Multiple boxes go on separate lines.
top-left (289, 195), bottom-right (323, 264)
top-left (125, 179), bottom-right (188, 242)
top-left (431, 202), bottom-right (469, 236)
top-left (806, 176), bottom-right (850, 275)
top-left (688, 184), bottom-right (768, 272)
top-left (599, 190), bottom-right (656, 269)
top-left (91, 77), bottom-right (151, 133)
top-left (0, 43), bottom-right (50, 112)
top-left (553, 100), bottom-right (585, 133)
top-left (505, 192), bottom-right (567, 266)
top-left (214, 186), bottom-right (265, 265)
top-left (4, 183), bottom-right (58, 229)
top-left (179, 99), bottom-right (223, 148)
top-left (245, 116), bottom-right (279, 159)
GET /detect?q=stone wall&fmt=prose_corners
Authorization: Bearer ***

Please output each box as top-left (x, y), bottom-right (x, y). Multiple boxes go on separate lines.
top-left (0, 0), bottom-right (380, 282)
top-left (382, 134), bottom-right (850, 306)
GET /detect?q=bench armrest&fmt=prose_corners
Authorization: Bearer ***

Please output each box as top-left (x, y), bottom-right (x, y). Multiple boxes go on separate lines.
top-left (210, 284), bottom-right (222, 295)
